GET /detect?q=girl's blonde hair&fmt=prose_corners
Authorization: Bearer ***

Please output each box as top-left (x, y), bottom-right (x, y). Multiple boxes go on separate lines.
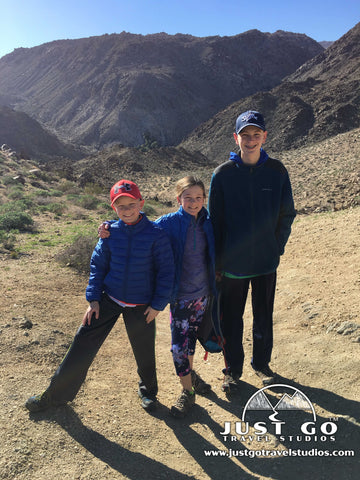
top-left (175, 176), bottom-right (206, 198)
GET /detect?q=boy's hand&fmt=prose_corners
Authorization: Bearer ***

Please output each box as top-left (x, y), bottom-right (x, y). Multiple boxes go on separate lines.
top-left (144, 306), bottom-right (160, 324)
top-left (82, 301), bottom-right (100, 326)
top-left (98, 222), bottom-right (110, 239)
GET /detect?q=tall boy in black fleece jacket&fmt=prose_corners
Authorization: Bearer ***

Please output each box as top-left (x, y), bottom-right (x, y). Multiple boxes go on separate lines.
top-left (208, 110), bottom-right (296, 390)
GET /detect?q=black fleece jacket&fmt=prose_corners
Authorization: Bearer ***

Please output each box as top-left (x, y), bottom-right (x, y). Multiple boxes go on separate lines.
top-left (208, 150), bottom-right (296, 276)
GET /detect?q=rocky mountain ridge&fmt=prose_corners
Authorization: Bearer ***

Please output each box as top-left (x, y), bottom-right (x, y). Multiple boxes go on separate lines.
top-left (180, 22), bottom-right (360, 161)
top-left (0, 30), bottom-right (323, 149)
top-left (0, 106), bottom-right (82, 161)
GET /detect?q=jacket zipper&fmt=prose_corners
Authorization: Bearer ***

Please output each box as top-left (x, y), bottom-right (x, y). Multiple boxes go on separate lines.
top-left (123, 228), bottom-right (133, 300)
top-left (249, 167), bottom-right (255, 270)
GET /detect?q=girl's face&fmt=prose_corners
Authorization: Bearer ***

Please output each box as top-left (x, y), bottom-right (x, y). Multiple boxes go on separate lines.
top-left (177, 185), bottom-right (205, 219)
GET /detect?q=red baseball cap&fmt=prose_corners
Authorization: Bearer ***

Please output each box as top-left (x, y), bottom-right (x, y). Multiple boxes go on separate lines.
top-left (110, 179), bottom-right (142, 206)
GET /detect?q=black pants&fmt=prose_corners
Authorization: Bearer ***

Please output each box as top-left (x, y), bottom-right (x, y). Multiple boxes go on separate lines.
top-left (220, 272), bottom-right (276, 376)
top-left (47, 293), bottom-right (157, 403)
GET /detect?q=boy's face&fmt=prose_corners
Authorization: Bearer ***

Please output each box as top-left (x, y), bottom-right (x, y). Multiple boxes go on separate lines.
top-left (233, 125), bottom-right (267, 164)
top-left (177, 185), bottom-right (205, 219)
top-left (113, 196), bottom-right (144, 224)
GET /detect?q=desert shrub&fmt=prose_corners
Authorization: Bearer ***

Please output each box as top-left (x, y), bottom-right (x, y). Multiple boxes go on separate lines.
top-left (55, 233), bottom-right (97, 274)
top-left (49, 189), bottom-right (64, 197)
top-left (142, 203), bottom-right (157, 218)
top-left (137, 133), bottom-right (160, 152)
top-left (0, 211), bottom-right (34, 231)
top-left (1, 198), bottom-right (38, 217)
top-left (2, 175), bottom-right (20, 186)
top-left (68, 194), bottom-right (100, 210)
top-left (98, 201), bottom-right (113, 212)
top-left (29, 180), bottom-right (44, 189)
top-left (32, 195), bottom-right (52, 206)
top-left (57, 181), bottom-right (78, 193)
top-left (0, 231), bottom-right (16, 250)
top-left (0, 199), bottom-right (33, 214)
top-left (83, 183), bottom-right (104, 195)
top-left (32, 189), bottom-right (50, 197)
top-left (42, 202), bottom-right (66, 215)
top-left (142, 199), bottom-right (166, 219)
top-left (6, 185), bottom-right (25, 201)
top-left (28, 170), bottom-right (53, 182)
top-left (29, 188), bottom-right (63, 199)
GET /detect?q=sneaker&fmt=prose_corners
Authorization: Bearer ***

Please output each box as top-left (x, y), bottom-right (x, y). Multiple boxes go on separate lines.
top-left (191, 370), bottom-right (211, 395)
top-left (25, 390), bottom-right (65, 412)
top-left (138, 390), bottom-right (157, 411)
top-left (254, 365), bottom-right (276, 386)
top-left (221, 372), bottom-right (240, 392)
top-left (170, 389), bottom-right (195, 418)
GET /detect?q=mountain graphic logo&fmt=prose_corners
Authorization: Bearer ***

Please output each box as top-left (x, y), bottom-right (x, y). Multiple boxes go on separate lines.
top-left (242, 384), bottom-right (316, 422)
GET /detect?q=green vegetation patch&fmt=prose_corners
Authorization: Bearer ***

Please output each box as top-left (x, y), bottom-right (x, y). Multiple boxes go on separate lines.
top-left (0, 211), bottom-right (34, 231)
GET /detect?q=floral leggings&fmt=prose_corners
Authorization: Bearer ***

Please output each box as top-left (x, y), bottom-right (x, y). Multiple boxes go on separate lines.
top-left (170, 295), bottom-right (209, 377)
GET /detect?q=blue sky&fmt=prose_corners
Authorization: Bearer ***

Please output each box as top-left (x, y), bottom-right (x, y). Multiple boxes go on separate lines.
top-left (1, 0), bottom-right (359, 58)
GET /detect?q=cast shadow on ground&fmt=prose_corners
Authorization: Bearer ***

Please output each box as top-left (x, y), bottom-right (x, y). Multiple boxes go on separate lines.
top-left (28, 375), bottom-right (359, 480)
top-left (30, 405), bottom-right (194, 480)
top-left (161, 403), bottom-right (259, 480)
top-left (180, 375), bottom-right (360, 480)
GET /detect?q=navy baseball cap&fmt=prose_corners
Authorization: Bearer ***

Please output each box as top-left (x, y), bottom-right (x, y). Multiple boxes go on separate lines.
top-left (235, 110), bottom-right (266, 134)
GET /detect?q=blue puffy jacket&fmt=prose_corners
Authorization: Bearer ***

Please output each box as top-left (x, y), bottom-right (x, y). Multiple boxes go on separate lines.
top-left (86, 214), bottom-right (174, 311)
top-left (155, 206), bottom-right (216, 303)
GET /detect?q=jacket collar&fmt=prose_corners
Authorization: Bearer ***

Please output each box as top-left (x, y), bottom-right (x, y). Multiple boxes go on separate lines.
top-left (229, 148), bottom-right (269, 167)
top-left (117, 212), bottom-right (148, 231)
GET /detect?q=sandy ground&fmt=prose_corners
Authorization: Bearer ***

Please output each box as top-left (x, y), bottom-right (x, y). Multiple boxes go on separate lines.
top-left (0, 207), bottom-right (359, 480)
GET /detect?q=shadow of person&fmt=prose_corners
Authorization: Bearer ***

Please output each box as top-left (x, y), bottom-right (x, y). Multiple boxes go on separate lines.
top-left (30, 405), bottom-right (195, 480)
top-left (198, 379), bottom-right (259, 417)
top-left (162, 403), bottom-right (260, 480)
top-left (201, 375), bottom-right (360, 480)
top-left (275, 374), bottom-right (360, 423)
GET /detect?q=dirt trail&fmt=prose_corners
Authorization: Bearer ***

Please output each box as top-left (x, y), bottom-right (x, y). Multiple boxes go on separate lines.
top-left (0, 207), bottom-right (359, 480)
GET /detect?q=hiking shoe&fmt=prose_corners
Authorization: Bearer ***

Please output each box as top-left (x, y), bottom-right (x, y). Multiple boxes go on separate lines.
top-left (254, 366), bottom-right (276, 386)
top-left (25, 390), bottom-right (65, 412)
top-left (138, 390), bottom-right (157, 412)
top-left (170, 389), bottom-right (195, 418)
top-left (191, 370), bottom-right (211, 395)
top-left (221, 372), bottom-right (240, 393)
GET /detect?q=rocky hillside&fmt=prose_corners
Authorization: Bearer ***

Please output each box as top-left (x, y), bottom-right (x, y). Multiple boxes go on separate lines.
top-left (0, 106), bottom-right (82, 161)
top-left (0, 30), bottom-right (323, 149)
top-left (41, 127), bottom-right (358, 216)
top-left (180, 22), bottom-right (360, 161)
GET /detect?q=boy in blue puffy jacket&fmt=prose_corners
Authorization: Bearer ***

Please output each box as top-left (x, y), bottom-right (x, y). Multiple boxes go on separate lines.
top-left (25, 179), bottom-right (174, 413)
